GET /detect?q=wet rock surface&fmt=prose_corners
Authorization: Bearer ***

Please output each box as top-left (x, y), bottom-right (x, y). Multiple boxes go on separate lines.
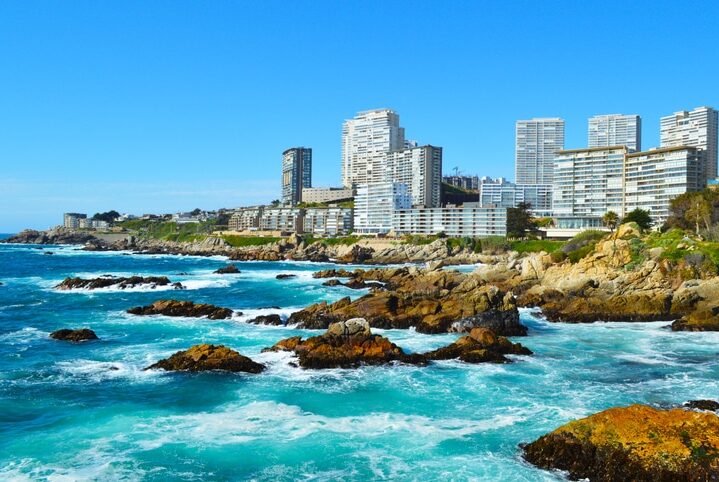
top-left (246, 314), bottom-right (283, 325)
top-left (55, 276), bottom-right (178, 291)
top-left (214, 264), bottom-right (240, 274)
top-left (423, 328), bottom-right (532, 364)
top-left (50, 328), bottom-right (99, 342)
top-left (523, 403), bottom-right (719, 481)
top-left (127, 300), bottom-right (234, 319)
top-left (145, 344), bottom-right (265, 373)
top-left (262, 318), bottom-right (425, 369)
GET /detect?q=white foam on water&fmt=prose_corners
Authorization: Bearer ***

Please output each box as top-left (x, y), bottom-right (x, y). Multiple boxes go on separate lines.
top-left (54, 359), bottom-right (167, 384)
top-left (0, 326), bottom-right (49, 344)
top-left (0, 455), bottom-right (146, 482)
top-left (131, 400), bottom-right (525, 451)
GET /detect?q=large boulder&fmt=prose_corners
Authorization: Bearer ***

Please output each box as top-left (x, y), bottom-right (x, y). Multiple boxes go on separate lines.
top-left (262, 318), bottom-right (424, 369)
top-left (523, 404), bottom-right (719, 481)
top-left (50, 328), bottom-right (99, 342)
top-left (423, 328), bottom-right (531, 364)
top-left (214, 264), bottom-right (240, 274)
top-left (145, 344), bottom-right (265, 373)
top-left (127, 300), bottom-right (234, 319)
top-left (246, 314), bottom-right (283, 325)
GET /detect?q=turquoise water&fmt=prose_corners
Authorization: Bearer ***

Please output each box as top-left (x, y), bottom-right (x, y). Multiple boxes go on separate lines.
top-left (1, 242), bottom-right (719, 481)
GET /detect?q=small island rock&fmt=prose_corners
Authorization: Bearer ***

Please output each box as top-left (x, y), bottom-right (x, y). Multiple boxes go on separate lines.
top-left (50, 328), bottom-right (99, 342)
top-left (145, 344), bottom-right (265, 373)
top-left (127, 300), bottom-right (234, 319)
top-left (214, 264), bottom-right (240, 274)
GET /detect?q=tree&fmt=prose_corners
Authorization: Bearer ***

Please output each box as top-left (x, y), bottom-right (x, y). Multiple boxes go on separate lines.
top-left (270, 199), bottom-right (281, 207)
top-left (602, 211), bottom-right (619, 231)
top-left (190, 208), bottom-right (202, 216)
top-left (507, 202), bottom-right (534, 238)
top-left (92, 210), bottom-right (120, 224)
top-left (686, 196), bottom-right (712, 236)
top-left (622, 208), bottom-right (653, 230)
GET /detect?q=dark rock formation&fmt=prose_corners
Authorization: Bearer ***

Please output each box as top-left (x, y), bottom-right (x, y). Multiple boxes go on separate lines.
top-left (275, 274), bottom-right (297, 279)
top-left (127, 300), bottom-right (234, 319)
top-left (423, 328), bottom-right (531, 364)
top-left (55, 276), bottom-right (178, 291)
top-left (50, 328), bottom-right (99, 342)
top-left (246, 314), bottom-right (283, 325)
top-left (3, 228), bottom-right (99, 245)
top-left (145, 344), bottom-right (265, 373)
top-left (214, 264), bottom-right (240, 274)
top-left (322, 279), bottom-right (343, 287)
top-left (523, 404), bottom-right (719, 481)
top-left (262, 318), bottom-right (425, 369)
top-left (685, 399), bottom-right (719, 411)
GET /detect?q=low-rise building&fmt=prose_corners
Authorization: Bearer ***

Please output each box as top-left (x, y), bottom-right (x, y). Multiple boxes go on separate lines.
top-left (258, 207), bottom-right (305, 233)
top-left (354, 182), bottom-right (411, 234)
top-left (228, 207), bottom-right (264, 231)
top-left (301, 187), bottom-right (354, 204)
top-left (303, 207), bottom-right (354, 236)
top-left (392, 204), bottom-right (507, 237)
top-left (63, 213), bottom-right (87, 229)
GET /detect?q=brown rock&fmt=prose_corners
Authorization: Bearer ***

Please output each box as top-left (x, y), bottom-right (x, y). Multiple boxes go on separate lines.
top-left (423, 328), bottom-right (531, 364)
top-left (523, 404), bottom-right (719, 481)
top-left (214, 264), bottom-right (240, 274)
top-left (55, 276), bottom-right (177, 290)
top-left (50, 328), bottom-right (99, 342)
top-left (127, 300), bottom-right (234, 319)
top-left (145, 344), bottom-right (265, 373)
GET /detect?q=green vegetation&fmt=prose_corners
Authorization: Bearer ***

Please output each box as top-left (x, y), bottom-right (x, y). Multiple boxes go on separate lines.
top-left (446, 237), bottom-right (482, 253)
top-left (221, 235), bottom-right (281, 247)
top-left (506, 202), bottom-right (535, 238)
top-left (510, 239), bottom-right (565, 254)
top-left (478, 236), bottom-right (510, 254)
top-left (622, 208), bottom-right (653, 230)
top-left (404, 234), bottom-right (440, 246)
top-left (561, 230), bottom-right (607, 263)
top-left (440, 182), bottom-right (477, 195)
top-left (117, 219), bottom-right (216, 242)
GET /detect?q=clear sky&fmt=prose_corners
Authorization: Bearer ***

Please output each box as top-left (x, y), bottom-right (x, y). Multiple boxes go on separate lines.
top-left (1, 0), bottom-right (717, 232)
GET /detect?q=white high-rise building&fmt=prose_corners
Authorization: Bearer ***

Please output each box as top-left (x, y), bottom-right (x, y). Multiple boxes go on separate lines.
top-left (588, 114), bottom-right (641, 151)
top-left (353, 182), bottom-right (411, 234)
top-left (515, 118), bottom-right (565, 184)
top-left (660, 106), bottom-right (718, 182)
top-left (478, 177), bottom-right (553, 215)
top-left (387, 145), bottom-right (442, 208)
top-left (341, 109), bottom-right (405, 188)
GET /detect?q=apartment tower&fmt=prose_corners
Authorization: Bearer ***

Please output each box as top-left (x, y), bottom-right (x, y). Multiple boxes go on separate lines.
top-left (660, 106), bottom-right (718, 182)
top-left (588, 114), bottom-right (642, 151)
top-left (515, 118), bottom-right (565, 184)
top-left (281, 147), bottom-right (312, 205)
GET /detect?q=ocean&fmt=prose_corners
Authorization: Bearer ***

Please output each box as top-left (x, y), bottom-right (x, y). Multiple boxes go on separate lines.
top-left (1, 241), bottom-right (718, 481)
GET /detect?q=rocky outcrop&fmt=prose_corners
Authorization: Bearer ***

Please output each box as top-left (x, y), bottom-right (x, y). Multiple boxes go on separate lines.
top-left (246, 314), bottom-right (283, 325)
top-left (55, 276), bottom-right (179, 291)
top-left (145, 344), bottom-right (265, 373)
top-left (423, 328), bottom-right (531, 363)
top-left (214, 264), bottom-right (240, 274)
top-left (262, 318), bottom-right (424, 369)
top-left (50, 328), bottom-right (99, 342)
top-left (685, 400), bottom-right (719, 411)
top-left (3, 227), bottom-right (99, 245)
top-left (289, 267), bottom-right (524, 335)
top-left (127, 300), bottom-right (234, 319)
top-left (523, 404), bottom-right (719, 481)
top-left (275, 274), bottom-right (297, 279)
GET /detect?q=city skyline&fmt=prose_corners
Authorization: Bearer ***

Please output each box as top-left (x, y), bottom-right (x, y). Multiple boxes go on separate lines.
top-left (2, 1), bottom-right (719, 232)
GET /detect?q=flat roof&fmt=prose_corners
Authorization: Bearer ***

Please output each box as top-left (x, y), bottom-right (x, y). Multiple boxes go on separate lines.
top-left (558, 145), bottom-right (627, 155)
top-left (627, 145), bottom-right (698, 158)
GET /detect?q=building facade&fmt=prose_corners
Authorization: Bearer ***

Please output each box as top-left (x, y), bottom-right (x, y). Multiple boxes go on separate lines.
top-left (354, 182), bottom-right (411, 234)
top-left (228, 207), bottom-right (264, 231)
top-left (392, 204), bottom-right (507, 237)
top-left (660, 106), bottom-right (718, 182)
top-left (624, 146), bottom-right (704, 223)
top-left (63, 213), bottom-right (87, 229)
top-left (303, 207), bottom-right (354, 236)
top-left (588, 114), bottom-right (641, 151)
top-left (478, 177), bottom-right (553, 215)
top-left (301, 187), bottom-right (354, 204)
top-left (282, 147), bottom-right (312, 205)
top-left (387, 145), bottom-right (442, 207)
top-left (552, 146), bottom-right (628, 220)
top-left (515, 118), bottom-right (565, 184)
top-left (258, 207), bottom-right (305, 233)
top-left (341, 109), bottom-right (405, 188)
top-left (443, 175), bottom-right (479, 191)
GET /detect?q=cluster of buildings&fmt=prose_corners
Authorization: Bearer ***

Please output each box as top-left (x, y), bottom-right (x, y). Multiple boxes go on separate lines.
top-left (230, 105), bottom-right (718, 239)
top-left (63, 213), bottom-right (110, 230)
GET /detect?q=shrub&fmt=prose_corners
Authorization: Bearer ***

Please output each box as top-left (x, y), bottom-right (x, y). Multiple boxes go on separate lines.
top-left (221, 235), bottom-right (280, 247)
top-left (479, 236), bottom-right (510, 254)
top-left (510, 239), bottom-right (565, 254)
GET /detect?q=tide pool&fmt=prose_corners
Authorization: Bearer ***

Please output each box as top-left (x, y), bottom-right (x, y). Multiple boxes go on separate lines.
top-left (1, 242), bottom-right (718, 481)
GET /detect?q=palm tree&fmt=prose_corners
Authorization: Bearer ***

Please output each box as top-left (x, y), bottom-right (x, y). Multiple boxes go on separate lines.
top-left (602, 211), bottom-right (619, 232)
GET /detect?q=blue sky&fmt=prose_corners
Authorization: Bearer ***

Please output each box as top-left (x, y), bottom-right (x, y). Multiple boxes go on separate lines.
top-left (1, 0), bottom-right (717, 232)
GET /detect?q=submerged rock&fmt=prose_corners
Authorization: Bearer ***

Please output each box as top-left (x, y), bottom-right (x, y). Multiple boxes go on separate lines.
top-left (685, 399), bottom-right (719, 412)
top-left (523, 404), bottom-right (719, 481)
top-left (50, 328), bottom-right (99, 342)
top-left (127, 300), bottom-right (234, 319)
top-left (145, 344), bottom-right (265, 373)
top-left (262, 318), bottom-right (424, 369)
top-left (214, 264), bottom-right (240, 274)
top-left (275, 274), bottom-right (297, 279)
top-left (246, 314), bottom-right (283, 325)
top-left (423, 328), bottom-right (532, 364)
top-left (55, 276), bottom-right (178, 291)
